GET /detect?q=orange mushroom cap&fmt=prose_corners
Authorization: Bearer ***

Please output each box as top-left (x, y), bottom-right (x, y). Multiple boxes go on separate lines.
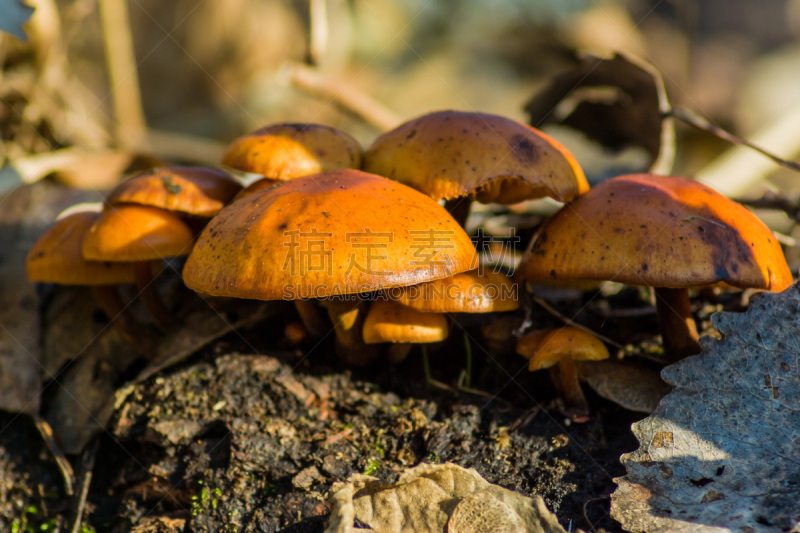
top-left (363, 110), bottom-right (588, 204)
top-left (389, 269), bottom-right (519, 313)
top-left (182, 169), bottom-right (478, 300)
top-left (363, 299), bottom-right (449, 344)
top-left (106, 166), bottom-right (242, 217)
top-left (26, 211), bottom-right (138, 285)
top-left (518, 174), bottom-right (792, 291)
top-left (516, 327), bottom-right (609, 371)
top-left (82, 205), bottom-right (195, 262)
top-left (221, 123), bottom-right (363, 179)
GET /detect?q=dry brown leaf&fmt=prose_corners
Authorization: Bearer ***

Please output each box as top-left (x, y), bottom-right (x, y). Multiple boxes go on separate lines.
top-left (611, 283), bottom-right (800, 532)
top-left (524, 52), bottom-right (674, 175)
top-left (325, 463), bottom-right (571, 533)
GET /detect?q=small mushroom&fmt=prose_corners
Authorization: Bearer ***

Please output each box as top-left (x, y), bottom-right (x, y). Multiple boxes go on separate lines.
top-left (106, 166), bottom-right (242, 220)
top-left (82, 204), bottom-right (195, 331)
top-left (390, 269), bottom-right (519, 387)
top-left (223, 122), bottom-right (363, 201)
top-left (26, 211), bottom-right (149, 346)
top-left (222, 123), bottom-right (363, 333)
top-left (363, 299), bottom-right (449, 364)
top-left (517, 327), bottom-right (609, 422)
top-left (517, 174), bottom-right (792, 362)
top-left (363, 110), bottom-right (588, 225)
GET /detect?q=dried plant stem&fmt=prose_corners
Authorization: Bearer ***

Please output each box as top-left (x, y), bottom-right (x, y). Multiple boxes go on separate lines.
top-left (308, 0), bottom-right (329, 67)
top-left (99, 0), bottom-right (146, 149)
top-left (532, 295), bottom-right (622, 349)
top-left (681, 101), bottom-right (800, 197)
top-left (287, 62), bottom-right (401, 131)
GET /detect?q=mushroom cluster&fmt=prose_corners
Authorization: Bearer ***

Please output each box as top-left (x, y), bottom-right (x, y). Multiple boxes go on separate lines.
top-left (26, 113), bottom-right (794, 421)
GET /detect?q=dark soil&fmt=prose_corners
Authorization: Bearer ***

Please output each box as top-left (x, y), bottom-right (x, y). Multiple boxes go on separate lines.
top-left (1, 271), bottom-right (746, 533)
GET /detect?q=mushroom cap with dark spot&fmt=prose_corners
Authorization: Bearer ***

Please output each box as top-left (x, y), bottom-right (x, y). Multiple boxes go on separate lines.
top-left (221, 123), bottom-right (363, 179)
top-left (390, 269), bottom-right (519, 313)
top-left (26, 211), bottom-right (138, 285)
top-left (517, 327), bottom-right (609, 370)
top-left (362, 299), bottom-right (449, 344)
top-left (363, 110), bottom-right (588, 204)
top-left (106, 166), bottom-right (242, 217)
top-left (182, 169), bottom-right (477, 300)
top-left (517, 174), bottom-right (792, 291)
top-left (82, 205), bottom-right (195, 262)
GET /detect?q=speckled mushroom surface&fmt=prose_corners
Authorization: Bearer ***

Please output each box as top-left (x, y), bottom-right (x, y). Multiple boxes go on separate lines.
top-left (26, 211), bottom-right (138, 285)
top-left (362, 299), bottom-right (449, 344)
top-left (221, 123), bottom-right (363, 179)
top-left (390, 269), bottom-right (519, 313)
top-left (82, 205), bottom-right (195, 262)
top-left (363, 110), bottom-right (588, 204)
top-left (182, 169), bottom-right (477, 300)
top-left (518, 174), bottom-right (792, 291)
top-left (106, 166), bottom-right (242, 218)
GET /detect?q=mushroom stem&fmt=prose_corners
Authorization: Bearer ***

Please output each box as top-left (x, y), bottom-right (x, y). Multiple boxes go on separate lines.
top-left (294, 299), bottom-right (330, 337)
top-left (134, 261), bottom-right (174, 332)
top-left (654, 287), bottom-right (701, 363)
top-left (321, 297), bottom-right (379, 366)
top-left (90, 285), bottom-right (149, 347)
top-left (551, 358), bottom-right (589, 423)
top-left (387, 343), bottom-right (411, 364)
top-left (443, 197), bottom-right (471, 228)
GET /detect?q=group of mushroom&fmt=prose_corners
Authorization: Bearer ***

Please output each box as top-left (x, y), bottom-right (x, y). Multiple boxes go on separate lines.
top-left (26, 110), bottom-right (793, 422)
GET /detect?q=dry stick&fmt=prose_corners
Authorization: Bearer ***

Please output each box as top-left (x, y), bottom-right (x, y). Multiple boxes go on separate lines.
top-left (308, 0), bottom-right (329, 67)
top-left (33, 415), bottom-right (75, 496)
top-left (669, 106), bottom-right (800, 174)
top-left (675, 101), bottom-right (800, 198)
top-left (99, 0), bottom-right (146, 149)
top-left (67, 440), bottom-right (98, 533)
top-left (287, 62), bottom-right (402, 132)
top-left (146, 130), bottom-right (226, 165)
top-left (532, 295), bottom-right (622, 349)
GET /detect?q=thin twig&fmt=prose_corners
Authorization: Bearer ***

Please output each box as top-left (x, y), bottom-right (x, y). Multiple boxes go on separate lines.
top-left (146, 129), bottom-right (227, 165)
top-left (34, 415), bottom-right (75, 496)
top-left (734, 192), bottom-right (800, 222)
top-left (99, 0), bottom-right (147, 149)
top-left (669, 106), bottom-right (800, 174)
top-left (67, 440), bottom-right (98, 533)
top-left (286, 62), bottom-right (402, 131)
top-left (308, 0), bottom-right (328, 67)
top-left (532, 296), bottom-right (623, 349)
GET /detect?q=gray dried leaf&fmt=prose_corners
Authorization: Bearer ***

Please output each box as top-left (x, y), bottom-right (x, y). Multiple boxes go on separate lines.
top-left (325, 463), bottom-right (570, 533)
top-left (611, 283), bottom-right (800, 532)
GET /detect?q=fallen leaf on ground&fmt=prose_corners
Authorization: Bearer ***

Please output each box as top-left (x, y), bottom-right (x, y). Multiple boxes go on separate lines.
top-left (325, 462), bottom-right (572, 533)
top-left (611, 283), bottom-right (800, 532)
top-left (0, 184), bottom-right (96, 414)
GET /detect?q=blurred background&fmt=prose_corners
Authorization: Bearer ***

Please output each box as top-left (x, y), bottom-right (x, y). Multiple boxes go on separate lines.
top-left (3, 0), bottom-right (800, 264)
